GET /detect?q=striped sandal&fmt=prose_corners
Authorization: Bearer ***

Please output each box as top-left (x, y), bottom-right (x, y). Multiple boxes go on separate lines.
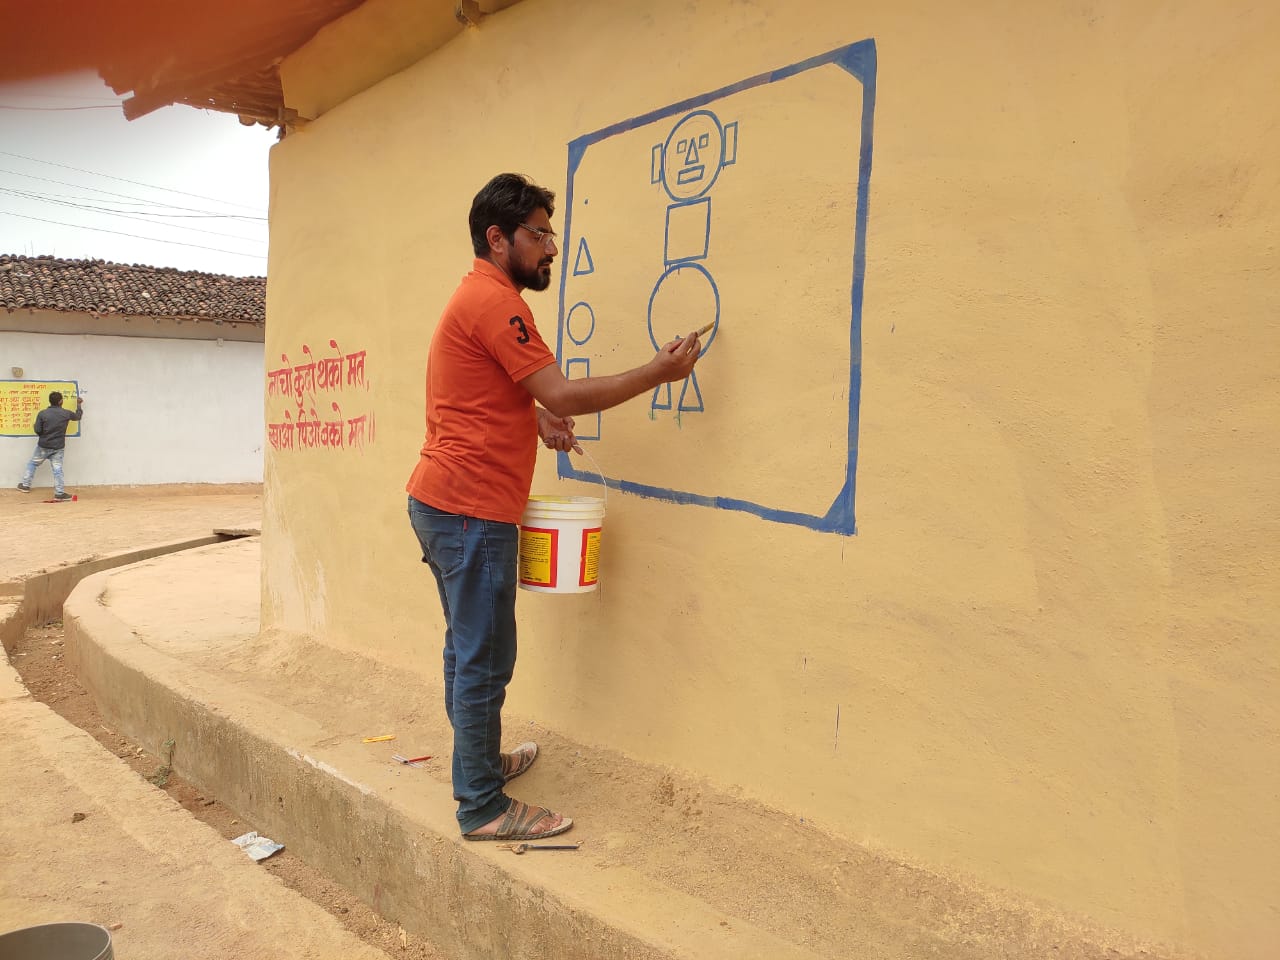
top-left (501, 742), bottom-right (538, 783)
top-left (463, 798), bottom-right (573, 842)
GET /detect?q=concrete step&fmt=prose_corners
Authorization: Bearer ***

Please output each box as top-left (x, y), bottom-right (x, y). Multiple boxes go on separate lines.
top-left (0, 678), bottom-right (392, 959)
top-left (61, 538), bottom-right (1185, 960)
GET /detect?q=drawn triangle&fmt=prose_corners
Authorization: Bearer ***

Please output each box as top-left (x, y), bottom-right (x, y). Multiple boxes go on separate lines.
top-left (573, 237), bottom-right (596, 276)
top-left (677, 372), bottom-right (705, 413)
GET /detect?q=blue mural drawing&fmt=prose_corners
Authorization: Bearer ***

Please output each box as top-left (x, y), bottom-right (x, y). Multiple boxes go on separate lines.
top-left (646, 109), bottom-right (736, 413)
top-left (647, 260), bottom-right (718, 413)
top-left (572, 237), bottom-right (595, 276)
top-left (555, 39), bottom-right (877, 535)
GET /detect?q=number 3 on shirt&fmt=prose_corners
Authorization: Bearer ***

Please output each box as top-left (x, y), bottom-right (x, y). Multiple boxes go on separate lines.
top-left (509, 315), bottom-right (530, 344)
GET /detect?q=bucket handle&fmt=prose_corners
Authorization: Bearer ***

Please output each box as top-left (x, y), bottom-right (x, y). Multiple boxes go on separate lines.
top-left (576, 444), bottom-right (608, 510)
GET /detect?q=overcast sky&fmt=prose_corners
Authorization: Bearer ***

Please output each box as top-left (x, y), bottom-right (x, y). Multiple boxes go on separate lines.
top-left (0, 72), bottom-right (274, 277)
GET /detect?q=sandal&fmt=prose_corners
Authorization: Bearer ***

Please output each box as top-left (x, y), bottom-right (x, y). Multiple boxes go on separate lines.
top-left (501, 742), bottom-right (538, 783)
top-left (463, 798), bottom-right (573, 842)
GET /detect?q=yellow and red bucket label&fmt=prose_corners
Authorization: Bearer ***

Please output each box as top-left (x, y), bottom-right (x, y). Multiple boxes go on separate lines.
top-left (519, 527), bottom-right (558, 588)
top-left (579, 528), bottom-right (602, 587)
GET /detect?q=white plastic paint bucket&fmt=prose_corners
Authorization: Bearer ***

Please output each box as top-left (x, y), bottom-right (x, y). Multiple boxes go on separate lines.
top-left (518, 495), bottom-right (605, 594)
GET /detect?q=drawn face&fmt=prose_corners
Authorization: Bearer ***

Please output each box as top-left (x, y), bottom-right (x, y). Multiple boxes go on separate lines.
top-left (508, 208), bottom-right (557, 292)
top-left (662, 111), bottom-right (724, 201)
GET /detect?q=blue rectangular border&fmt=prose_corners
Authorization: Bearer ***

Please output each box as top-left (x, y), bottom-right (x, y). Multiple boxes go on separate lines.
top-left (556, 39), bottom-right (876, 536)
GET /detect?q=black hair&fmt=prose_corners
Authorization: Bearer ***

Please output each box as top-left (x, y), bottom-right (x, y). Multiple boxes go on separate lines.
top-left (469, 173), bottom-right (556, 257)
top-left (49, 391), bottom-right (63, 405)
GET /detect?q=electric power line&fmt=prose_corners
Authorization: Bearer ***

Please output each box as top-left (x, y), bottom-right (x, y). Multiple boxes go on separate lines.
top-left (0, 184), bottom-right (261, 217)
top-left (0, 186), bottom-right (269, 234)
top-left (0, 104), bottom-right (119, 112)
top-left (0, 167), bottom-right (266, 221)
top-left (0, 150), bottom-right (265, 213)
top-left (0, 209), bottom-right (267, 261)
top-left (0, 92), bottom-right (122, 103)
top-left (0, 187), bottom-right (267, 244)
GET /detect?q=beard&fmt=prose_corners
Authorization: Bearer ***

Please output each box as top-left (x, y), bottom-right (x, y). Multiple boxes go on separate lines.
top-left (512, 257), bottom-right (553, 292)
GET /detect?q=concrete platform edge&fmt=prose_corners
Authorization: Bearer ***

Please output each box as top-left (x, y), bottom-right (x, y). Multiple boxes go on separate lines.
top-left (0, 535), bottom-right (235, 654)
top-left (62, 566), bottom-right (820, 960)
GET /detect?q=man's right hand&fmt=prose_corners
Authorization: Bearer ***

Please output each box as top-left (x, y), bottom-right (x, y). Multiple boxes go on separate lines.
top-left (650, 330), bottom-right (703, 383)
top-left (521, 328), bottom-right (704, 418)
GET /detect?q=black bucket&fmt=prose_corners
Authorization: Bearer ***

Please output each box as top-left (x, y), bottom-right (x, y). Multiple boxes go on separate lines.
top-left (0, 922), bottom-right (113, 960)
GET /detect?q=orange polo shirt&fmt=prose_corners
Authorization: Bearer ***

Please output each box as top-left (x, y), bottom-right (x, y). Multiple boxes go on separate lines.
top-left (406, 259), bottom-right (557, 524)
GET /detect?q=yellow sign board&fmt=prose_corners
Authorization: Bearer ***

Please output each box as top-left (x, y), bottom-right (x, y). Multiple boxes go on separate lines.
top-left (0, 381), bottom-right (80, 438)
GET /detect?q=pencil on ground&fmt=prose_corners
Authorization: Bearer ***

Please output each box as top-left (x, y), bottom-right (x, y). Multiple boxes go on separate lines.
top-left (393, 754), bottom-right (431, 765)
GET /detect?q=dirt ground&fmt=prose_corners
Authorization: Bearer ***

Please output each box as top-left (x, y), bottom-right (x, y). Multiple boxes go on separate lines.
top-left (9, 619), bottom-right (448, 960)
top-left (1, 484), bottom-right (450, 960)
top-left (0, 483), bottom-right (262, 584)
top-left (1, 485), bottom-right (1191, 960)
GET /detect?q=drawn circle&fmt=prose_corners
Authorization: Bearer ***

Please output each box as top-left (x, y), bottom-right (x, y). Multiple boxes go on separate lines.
top-left (661, 110), bottom-right (725, 202)
top-left (646, 263), bottom-right (718, 354)
top-left (565, 301), bottom-right (596, 346)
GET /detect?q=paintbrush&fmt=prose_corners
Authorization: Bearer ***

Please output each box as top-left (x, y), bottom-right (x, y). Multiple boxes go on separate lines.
top-left (674, 322), bottom-right (716, 343)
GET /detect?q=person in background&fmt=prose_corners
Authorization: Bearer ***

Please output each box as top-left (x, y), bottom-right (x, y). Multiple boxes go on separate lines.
top-left (407, 173), bottom-right (702, 842)
top-left (17, 390), bottom-right (84, 501)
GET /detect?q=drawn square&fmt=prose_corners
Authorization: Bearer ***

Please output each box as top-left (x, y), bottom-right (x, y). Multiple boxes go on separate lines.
top-left (664, 198), bottom-right (711, 264)
top-left (564, 357), bottom-right (601, 441)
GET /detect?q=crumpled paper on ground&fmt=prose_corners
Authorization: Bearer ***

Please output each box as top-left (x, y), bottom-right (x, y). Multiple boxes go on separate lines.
top-left (231, 831), bottom-right (284, 861)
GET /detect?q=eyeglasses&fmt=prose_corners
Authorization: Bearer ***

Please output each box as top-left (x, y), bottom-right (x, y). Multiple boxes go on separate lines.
top-left (518, 222), bottom-right (559, 248)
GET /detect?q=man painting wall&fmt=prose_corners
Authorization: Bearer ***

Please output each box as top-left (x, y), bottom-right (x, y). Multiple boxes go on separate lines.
top-left (17, 390), bottom-right (84, 501)
top-left (406, 173), bottom-right (703, 842)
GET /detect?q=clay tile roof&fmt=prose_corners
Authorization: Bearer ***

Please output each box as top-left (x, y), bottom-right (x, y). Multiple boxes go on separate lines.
top-left (0, 254), bottom-right (265, 324)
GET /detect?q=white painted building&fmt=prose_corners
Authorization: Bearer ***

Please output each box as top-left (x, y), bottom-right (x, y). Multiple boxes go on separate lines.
top-left (1, 255), bottom-right (264, 487)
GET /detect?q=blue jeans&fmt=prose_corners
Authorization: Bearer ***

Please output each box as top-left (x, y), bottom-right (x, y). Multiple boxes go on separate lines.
top-left (407, 496), bottom-right (519, 833)
top-left (21, 446), bottom-right (65, 494)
